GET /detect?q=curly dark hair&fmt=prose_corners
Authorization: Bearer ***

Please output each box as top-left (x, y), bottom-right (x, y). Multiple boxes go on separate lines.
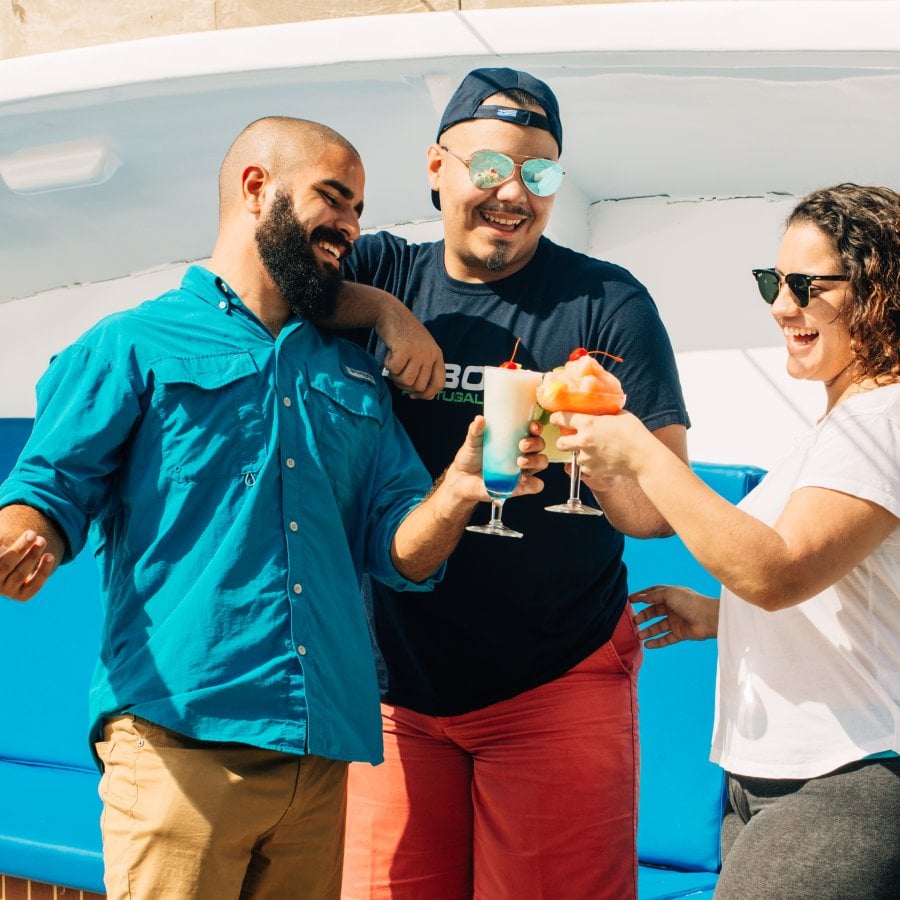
top-left (787, 183), bottom-right (900, 382)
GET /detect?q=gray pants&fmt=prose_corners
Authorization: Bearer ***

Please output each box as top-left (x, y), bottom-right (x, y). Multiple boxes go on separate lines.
top-left (715, 757), bottom-right (900, 900)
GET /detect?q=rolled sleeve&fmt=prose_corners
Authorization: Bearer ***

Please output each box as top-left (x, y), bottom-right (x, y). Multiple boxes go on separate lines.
top-left (0, 340), bottom-right (140, 559)
top-left (362, 399), bottom-right (443, 593)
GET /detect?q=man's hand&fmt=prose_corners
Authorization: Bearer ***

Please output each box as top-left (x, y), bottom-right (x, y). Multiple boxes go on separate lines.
top-left (446, 416), bottom-right (547, 503)
top-left (391, 418), bottom-right (547, 583)
top-left (376, 302), bottom-right (445, 400)
top-left (631, 585), bottom-right (719, 648)
top-left (0, 530), bottom-right (56, 601)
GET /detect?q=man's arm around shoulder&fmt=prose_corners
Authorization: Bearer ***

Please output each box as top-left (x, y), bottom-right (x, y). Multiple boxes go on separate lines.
top-left (321, 281), bottom-right (445, 400)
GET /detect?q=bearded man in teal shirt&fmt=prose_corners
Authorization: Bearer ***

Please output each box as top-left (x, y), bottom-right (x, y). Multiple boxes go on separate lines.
top-left (0, 116), bottom-right (545, 899)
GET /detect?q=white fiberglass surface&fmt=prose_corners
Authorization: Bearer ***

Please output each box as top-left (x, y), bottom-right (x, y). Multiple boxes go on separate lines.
top-left (1, 2), bottom-right (898, 466)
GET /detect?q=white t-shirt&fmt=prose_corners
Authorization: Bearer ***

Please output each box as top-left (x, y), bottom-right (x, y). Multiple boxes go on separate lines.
top-left (711, 383), bottom-right (900, 779)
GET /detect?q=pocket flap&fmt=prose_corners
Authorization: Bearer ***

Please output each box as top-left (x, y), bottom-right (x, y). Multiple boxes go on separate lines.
top-left (154, 352), bottom-right (258, 391)
top-left (308, 365), bottom-right (383, 421)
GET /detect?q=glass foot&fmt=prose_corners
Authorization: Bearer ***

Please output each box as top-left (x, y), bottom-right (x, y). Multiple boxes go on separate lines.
top-left (465, 522), bottom-right (524, 538)
top-left (545, 500), bottom-right (604, 517)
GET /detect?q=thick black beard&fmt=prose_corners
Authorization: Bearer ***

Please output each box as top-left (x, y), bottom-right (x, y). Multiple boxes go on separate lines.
top-left (255, 191), bottom-right (344, 321)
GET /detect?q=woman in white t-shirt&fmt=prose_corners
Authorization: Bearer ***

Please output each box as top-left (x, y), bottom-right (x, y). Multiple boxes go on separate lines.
top-left (556, 183), bottom-right (899, 899)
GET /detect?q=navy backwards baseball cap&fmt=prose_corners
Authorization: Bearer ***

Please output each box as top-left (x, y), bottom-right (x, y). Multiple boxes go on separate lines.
top-left (432, 67), bottom-right (563, 210)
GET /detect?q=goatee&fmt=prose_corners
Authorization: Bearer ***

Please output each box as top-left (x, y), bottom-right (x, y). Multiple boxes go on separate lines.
top-left (485, 242), bottom-right (511, 273)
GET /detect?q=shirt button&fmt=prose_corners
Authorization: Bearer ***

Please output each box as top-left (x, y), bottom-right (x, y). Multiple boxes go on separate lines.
top-left (218, 301), bottom-right (227, 310)
top-left (283, 396), bottom-right (292, 407)
top-left (289, 521), bottom-right (298, 532)
top-left (286, 458), bottom-right (295, 469)
top-left (293, 583), bottom-right (302, 594)
top-left (297, 645), bottom-right (307, 656)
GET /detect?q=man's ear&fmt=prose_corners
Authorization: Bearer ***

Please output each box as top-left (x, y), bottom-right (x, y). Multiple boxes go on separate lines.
top-left (242, 164), bottom-right (269, 215)
top-left (426, 143), bottom-right (443, 192)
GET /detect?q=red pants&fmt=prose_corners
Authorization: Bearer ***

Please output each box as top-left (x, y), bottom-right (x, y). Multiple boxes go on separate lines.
top-left (342, 607), bottom-right (641, 900)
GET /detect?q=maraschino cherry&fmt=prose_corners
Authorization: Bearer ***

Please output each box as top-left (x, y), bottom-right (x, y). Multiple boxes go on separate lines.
top-left (568, 347), bottom-right (623, 364)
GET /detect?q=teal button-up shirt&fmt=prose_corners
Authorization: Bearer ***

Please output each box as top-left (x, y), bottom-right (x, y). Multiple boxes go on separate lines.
top-left (0, 266), bottom-right (438, 765)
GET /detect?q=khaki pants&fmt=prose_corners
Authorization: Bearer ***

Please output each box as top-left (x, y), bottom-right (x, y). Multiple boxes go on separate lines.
top-left (96, 714), bottom-right (348, 899)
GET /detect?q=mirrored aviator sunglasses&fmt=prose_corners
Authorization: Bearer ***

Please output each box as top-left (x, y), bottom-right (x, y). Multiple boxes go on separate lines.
top-left (751, 268), bottom-right (849, 308)
top-left (452, 148), bottom-right (565, 197)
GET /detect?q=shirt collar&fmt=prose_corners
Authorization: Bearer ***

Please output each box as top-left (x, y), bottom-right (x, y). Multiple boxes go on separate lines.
top-left (181, 265), bottom-right (239, 313)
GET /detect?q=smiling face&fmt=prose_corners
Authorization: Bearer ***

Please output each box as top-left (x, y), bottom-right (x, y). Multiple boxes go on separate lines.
top-left (255, 143), bottom-right (364, 320)
top-left (428, 95), bottom-right (559, 283)
top-left (284, 142), bottom-right (365, 272)
top-left (772, 221), bottom-right (855, 407)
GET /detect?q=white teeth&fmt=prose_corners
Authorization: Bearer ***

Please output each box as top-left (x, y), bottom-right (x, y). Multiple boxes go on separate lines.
top-left (483, 212), bottom-right (524, 226)
top-left (318, 242), bottom-right (341, 260)
top-left (784, 326), bottom-right (818, 337)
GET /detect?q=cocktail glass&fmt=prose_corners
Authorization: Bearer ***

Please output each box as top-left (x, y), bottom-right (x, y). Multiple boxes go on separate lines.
top-left (541, 389), bottom-right (626, 516)
top-left (466, 365), bottom-right (543, 538)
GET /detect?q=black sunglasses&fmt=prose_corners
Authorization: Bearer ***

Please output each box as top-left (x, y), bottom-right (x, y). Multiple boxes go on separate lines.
top-left (751, 268), bottom-right (848, 308)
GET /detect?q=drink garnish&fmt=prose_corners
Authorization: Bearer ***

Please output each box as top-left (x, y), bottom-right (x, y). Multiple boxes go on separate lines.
top-left (499, 337), bottom-right (523, 369)
top-left (568, 347), bottom-right (624, 364)
top-left (536, 348), bottom-right (626, 414)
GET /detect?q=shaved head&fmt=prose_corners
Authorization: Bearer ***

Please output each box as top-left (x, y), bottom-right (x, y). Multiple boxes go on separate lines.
top-left (218, 116), bottom-right (360, 219)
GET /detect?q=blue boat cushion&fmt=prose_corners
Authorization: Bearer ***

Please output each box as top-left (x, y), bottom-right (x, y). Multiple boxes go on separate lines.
top-left (0, 418), bottom-right (764, 897)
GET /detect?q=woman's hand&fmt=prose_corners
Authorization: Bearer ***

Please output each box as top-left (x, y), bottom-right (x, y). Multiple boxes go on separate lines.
top-left (631, 585), bottom-right (719, 648)
top-left (552, 410), bottom-right (656, 482)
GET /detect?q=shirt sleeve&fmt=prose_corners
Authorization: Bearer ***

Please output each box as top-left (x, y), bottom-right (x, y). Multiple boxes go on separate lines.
top-left (360, 380), bottom-right (445, 593)
top-left (342, 232), bottom-right (409, 301)
top-left (798, 398), bottom-right (900, 518)
top-left (0, 337), bottom-right (141, 560)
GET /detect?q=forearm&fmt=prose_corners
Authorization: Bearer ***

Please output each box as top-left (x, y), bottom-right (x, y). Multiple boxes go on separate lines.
top-left (591, 475), bottom-right (674, 538)
top-left (588, 423), bottom-right (688, 538)
top-left (629, 446), bottom-right (807, 608)
top-left (391, 468), bottom-right (480, 584)
top-left (318, 281), bottom-right (397, 330)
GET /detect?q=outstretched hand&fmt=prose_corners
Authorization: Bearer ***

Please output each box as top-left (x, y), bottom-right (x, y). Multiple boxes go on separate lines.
top-left (0, 530), bottom-right (56, 602)
top-left (553, 409), bottom-right (654, 481)
top-left (449, 416), bottom-right (547, 503)
top-left (377, 303), bottom-right (445, 400)
top-left (631, 585), bottom-right (719, 648)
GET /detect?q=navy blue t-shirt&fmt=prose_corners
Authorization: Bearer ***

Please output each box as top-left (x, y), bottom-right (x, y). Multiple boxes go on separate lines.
top-left (345, 233), bottom-right (689, 715)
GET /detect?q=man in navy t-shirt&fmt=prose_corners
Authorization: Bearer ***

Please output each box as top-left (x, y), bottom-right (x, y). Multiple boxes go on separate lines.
top-left (341, 68), bottom-right (690, 900)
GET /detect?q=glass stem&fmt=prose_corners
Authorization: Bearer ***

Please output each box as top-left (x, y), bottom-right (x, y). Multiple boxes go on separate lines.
top-left (489, 497), bottom-right (506, 526)
top-left (569, 452), bottom-right (582, 504)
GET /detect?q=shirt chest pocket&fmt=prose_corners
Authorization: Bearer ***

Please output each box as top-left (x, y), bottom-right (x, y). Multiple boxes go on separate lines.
top-left (307, 370), bottom-right (384, 504)
top-left (153, 352), bottom-right (266, 482)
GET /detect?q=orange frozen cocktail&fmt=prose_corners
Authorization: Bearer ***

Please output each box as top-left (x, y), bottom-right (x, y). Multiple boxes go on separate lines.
top-left (536, 350), bottom-right (626, 417)
top-left (537, 349), bottom-right (625, 517)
